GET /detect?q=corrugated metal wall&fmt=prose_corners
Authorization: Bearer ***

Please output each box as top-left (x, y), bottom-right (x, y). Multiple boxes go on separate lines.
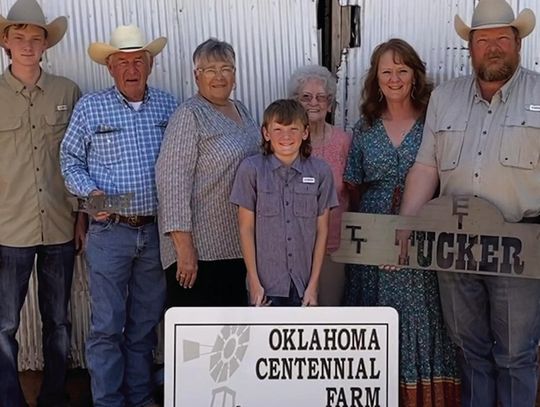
top-left (5, 0), bottom-right (540, 371)
top-left (335, 0), bottom-right (540, 130)
top-left (0, 0), bottom-right (319, 370)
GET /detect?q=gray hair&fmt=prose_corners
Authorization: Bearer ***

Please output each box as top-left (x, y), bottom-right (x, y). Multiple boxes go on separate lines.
top-left (192, 38), bottom-right (235, 66)
top-left (288, 65), bottom-right (337, 99)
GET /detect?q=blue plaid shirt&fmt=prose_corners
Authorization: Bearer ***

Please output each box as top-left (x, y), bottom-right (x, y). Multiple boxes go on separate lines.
top-left (61, 86), bottom-right (178, 215)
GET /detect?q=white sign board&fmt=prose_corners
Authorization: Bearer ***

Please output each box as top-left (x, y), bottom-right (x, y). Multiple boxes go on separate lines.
top-left (164, 307), bottom-right (399, 407)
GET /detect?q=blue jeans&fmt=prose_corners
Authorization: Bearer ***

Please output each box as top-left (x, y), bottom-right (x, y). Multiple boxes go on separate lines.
top-left (438, 272), bottom-right (540, 407)
top-left (85, 220), bottom-right (165, 407)
top-left (0, 242), bottom-right (75, 407)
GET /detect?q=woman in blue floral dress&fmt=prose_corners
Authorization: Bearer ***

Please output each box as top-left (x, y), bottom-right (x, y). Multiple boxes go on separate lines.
top-left (343, 39), bottom-right (460, 406)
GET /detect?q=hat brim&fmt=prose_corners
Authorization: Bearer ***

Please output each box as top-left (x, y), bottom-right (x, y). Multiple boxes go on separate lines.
top-left (455, 8), bottom-right (536, 41)
top-left (0, 15), bottom-right (67, 49)
top-left (88, 37), bottom-right (167, 65)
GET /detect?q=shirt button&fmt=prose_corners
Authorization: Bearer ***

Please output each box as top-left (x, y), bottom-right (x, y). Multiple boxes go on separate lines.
top-left (286, 220), bottom-right (290, 223)
top-left (39, 188), bottom-right (42, 192)
top-left (34, 146), bottom-right (37, 150)
top-left (287, 237), bottom-right (291, 241)
top-left (285, 201), bottom-right (289, 206)
top-left (40, 210), bottom-right (44, 213)
top-left (32, 125), bottom-right (36, 129)
top-left (482, 130), bottom-right (487, 135)
top-left (478, 151), bottom-right (482, 156)
top-left (288, 253), bottom-right (292, 257)
top-left (474, 173), bottom-right (479, 177)
top-left (488, 110), bottom-right (492, 114)
top-left (36, 167), bottom-right (40, 171)
top-left (30, 103), bottom-right (34, 107)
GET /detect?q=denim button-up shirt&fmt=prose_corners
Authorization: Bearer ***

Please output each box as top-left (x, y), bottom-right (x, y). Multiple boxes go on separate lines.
top-left (230, 154), bottom-right (338, 297)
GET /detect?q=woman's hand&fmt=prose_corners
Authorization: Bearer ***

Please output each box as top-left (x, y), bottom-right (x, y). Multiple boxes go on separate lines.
top-left (171, 231), bottom-right (198, 289)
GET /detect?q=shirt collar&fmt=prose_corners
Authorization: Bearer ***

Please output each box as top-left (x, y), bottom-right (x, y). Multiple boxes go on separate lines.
top-left (269, 154), bottom-right (304, 173)
top-left (474, 65), bottom-right (521, 104)
top-left (113, 86), bottom-right (150, 107)
top-left (4, 66), bottom-right (47, 94)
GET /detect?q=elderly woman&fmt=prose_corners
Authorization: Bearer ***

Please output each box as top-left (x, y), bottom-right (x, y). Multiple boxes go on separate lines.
top-left (288, 65), bottom-right (351, 306)
top-left (156, 38), bottom-right (260, 306)
top-left (343, 39), bottom-right (460, 405)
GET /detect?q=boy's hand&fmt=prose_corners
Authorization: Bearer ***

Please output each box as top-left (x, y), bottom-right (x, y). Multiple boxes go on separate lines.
top-left (248, 279), bottom-right (270, 306)
top-left (302, 284), bottom-right (318, 306)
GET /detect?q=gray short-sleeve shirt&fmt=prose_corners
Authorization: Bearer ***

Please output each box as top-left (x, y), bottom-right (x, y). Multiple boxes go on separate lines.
top-left (230, 154), bottom-right (338, 297)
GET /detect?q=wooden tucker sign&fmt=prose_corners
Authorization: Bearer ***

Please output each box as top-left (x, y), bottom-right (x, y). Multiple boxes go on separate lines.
top-left (332, 196), bottom-right (540, 279)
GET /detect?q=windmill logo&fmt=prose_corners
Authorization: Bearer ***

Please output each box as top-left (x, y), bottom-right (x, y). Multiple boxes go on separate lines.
top-left (183, 325), bottom-right (250, 406)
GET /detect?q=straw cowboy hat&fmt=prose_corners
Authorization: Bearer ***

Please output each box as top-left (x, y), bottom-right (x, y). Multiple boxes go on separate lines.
top-left (0, 0), bottom-right (67, 49)
top-left (454, 0), bottom-right (536, 41)
top-left (88, 25), bottom-right (167, 65)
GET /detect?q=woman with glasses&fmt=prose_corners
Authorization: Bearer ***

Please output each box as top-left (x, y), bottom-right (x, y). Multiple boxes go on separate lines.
top-left (156, 38), bottom-right (260, 306)
top-left (288, 65), bottom-right (351, 306)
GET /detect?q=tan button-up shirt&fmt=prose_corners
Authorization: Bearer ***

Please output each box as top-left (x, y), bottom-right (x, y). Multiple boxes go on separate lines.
top-left (0, 68), bottom-right (81, 246)
top-left (416, 67), bottom-right (540, 222)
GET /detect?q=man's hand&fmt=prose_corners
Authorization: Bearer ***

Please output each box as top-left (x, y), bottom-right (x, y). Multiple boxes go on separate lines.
top-left (89, 189), bottom-right (109, 222)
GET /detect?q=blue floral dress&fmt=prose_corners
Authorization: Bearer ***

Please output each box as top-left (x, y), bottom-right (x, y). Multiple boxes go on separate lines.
top-left (343, 118), bottom-right (460, 406)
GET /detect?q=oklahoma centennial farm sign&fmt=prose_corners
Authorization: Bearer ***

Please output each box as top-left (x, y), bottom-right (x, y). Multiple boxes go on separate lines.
top-left (332, 196), bottom-right (540, 279)
top-left (164, 307), bottom-right (399, 406)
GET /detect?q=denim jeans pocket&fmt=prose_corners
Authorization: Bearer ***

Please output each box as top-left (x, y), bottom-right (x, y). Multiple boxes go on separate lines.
top-left (88, 219), bottom-right (115, 235)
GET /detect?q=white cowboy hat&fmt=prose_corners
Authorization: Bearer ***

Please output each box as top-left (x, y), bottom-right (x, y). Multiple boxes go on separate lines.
top-left (455, 0), bottom-right (536, 41)
top-left (0, 0), bottom-right (67, 49)
top-left (88, 25), bottom-right (167, 65)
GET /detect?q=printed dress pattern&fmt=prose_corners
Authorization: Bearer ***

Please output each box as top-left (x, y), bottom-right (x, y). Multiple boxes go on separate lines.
top-left (343, 118), bottom-right (460, 407)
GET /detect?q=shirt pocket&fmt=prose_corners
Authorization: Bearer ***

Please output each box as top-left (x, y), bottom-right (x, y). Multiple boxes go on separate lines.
top-left (91, 126), bottom-right (124, 165)
top-left (293, 183), bottom-right (318, 218)
top-left (45, 111), bottom-right (70, 140)
top-left (499, 112), bottom-right (540, 169)
top-left (0, 117), bottom-right (21, 152)
top-left (45, 112), bottom-right (70, 157)
top-left (256, 187), bottom-right (280, 217)
top-left (433, 120), bottom-right (466, 171)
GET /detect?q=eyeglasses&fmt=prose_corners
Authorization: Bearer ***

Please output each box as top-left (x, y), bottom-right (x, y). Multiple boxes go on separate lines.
top-left (196, 65), bottom-right (236, 78)
top-left (298, 93), bottom-right (330, 104)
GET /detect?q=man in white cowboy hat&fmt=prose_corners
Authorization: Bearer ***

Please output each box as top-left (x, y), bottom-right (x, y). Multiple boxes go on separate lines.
top-left (60, 25), bottom-right (177, 407)
top-left (394, 0), bottom-right (540, 405)
top-left (0, 0), bottom-right (83, 406)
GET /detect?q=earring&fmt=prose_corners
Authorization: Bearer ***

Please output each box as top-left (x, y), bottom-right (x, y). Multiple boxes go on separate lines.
top-left (378, 88), bottom-right (384, 102)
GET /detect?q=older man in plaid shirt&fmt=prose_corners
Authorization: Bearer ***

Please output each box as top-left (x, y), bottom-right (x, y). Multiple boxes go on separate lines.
top-left (60, 25), bottom-right (177, 407)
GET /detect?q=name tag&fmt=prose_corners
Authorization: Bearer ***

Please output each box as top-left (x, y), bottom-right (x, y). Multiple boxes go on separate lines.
top-left (302, 177), bottom-right (315, 184)
top-left (56, 104), bottom-right (68, 111)
top-left (526, 104), bottom-right (540, 112)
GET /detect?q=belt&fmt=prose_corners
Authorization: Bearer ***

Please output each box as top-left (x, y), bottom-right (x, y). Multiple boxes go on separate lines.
top-left (110, 214), bottom-right (156, 227)
top-left (519, 215), bottom-right (540, 224)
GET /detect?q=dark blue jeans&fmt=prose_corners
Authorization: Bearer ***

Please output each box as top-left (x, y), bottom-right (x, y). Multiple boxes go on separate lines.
top-left (0, 242), bottom-right (75, 407)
